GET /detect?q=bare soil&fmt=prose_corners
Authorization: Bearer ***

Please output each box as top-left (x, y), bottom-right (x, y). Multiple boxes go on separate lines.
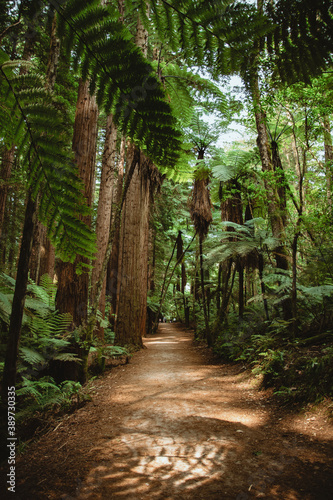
top-left (1, 323), bottom-right (333, 499)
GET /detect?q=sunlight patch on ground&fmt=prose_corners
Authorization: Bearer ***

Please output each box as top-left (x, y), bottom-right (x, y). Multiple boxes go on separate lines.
top-left (80, 435), bottom-right (235, 499)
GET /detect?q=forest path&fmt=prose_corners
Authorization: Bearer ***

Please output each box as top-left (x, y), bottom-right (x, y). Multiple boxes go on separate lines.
top-left (12, 323), bottom-right (333, 499)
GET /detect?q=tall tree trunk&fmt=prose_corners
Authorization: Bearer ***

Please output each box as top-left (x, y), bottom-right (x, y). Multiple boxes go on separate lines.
top-left (39, 226), bottom-right (55, 280)
top-left (199, 236), bottom-right (212, 346)
top-left (146, 225), bottom-right (156, 334)
top-left (56, 78), bottom-right (98, 382)
top-left (91, 114), bottom-right (118, 338)
top-left (114, 146), bottom-right (151, 347)
top-left (176, 231), bottom-right (189, 327)
top-left (258, 252), bottom-right (269, 321)
top-left (271, 140), bottom-right (288, 227)
top-left (114, 11), bottom-right (152, 347)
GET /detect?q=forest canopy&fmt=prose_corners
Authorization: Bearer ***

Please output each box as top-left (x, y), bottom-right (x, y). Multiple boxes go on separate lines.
top-left (0, 0), bottom-right (332, 419)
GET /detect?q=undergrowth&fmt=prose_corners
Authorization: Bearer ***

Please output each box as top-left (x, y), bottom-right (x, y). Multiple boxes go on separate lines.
top-left (213, 306), bottom-right (333, 409)
top-left (0, 273), bottom-right (129, 457)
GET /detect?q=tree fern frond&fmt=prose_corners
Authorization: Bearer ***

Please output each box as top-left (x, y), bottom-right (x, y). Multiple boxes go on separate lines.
top-left (265, 0), bottom-right (333, 84)
top-left (0, 58), bottom-right (96, 262)
top-left (54, 0), bottom-right (183, 169)
top-left (211, 148), bottom-right (259, 182)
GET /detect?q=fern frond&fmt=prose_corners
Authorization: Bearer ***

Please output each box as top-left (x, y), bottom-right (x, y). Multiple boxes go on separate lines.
top-left (211, 149), bottom-right (259, 182)
top-left (54, 0), bottom-right (183, 169)
top-left (19, 347), bottom-right (46, 366)
top-left (0, 59), bottom-right (96, 262)
top-left (0, 291), bottom-right (12, 323)
top-left (265, 0), bottom-right (333, 84)
top-left (53, 352), bottom-right (81, 363)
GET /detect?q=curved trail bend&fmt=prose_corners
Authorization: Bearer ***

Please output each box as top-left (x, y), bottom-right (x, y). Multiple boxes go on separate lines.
top-left (13, 323), bottom-right (333, 498)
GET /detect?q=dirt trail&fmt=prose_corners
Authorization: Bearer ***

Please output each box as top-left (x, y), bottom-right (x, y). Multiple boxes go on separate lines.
top-left (4, 323), bottom-right (333, 499)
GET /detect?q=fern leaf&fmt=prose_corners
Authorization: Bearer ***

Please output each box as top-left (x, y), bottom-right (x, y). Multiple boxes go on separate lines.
top-left (19, 347), bottom-right (46, 366)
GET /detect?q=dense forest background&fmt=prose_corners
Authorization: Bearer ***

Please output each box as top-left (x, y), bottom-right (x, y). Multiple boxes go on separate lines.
top-left (0, 0), bottom-right (333, 430)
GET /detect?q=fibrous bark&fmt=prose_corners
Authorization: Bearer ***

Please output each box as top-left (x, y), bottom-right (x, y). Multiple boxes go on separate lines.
top-left (114, 146), bottom-right (151, 347)
top-left (91, 114), bottom-right (118, 337)
top-left (56, 78), bottom-right (98, 381)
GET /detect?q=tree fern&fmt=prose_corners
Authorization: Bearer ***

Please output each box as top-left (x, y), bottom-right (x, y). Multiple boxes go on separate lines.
top-left (211, 149), bottom-right (260, 182)
top-left (206, 218), bottom-right (279, 266)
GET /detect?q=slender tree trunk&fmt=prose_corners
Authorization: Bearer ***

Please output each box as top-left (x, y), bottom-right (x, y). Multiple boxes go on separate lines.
top-left (177, 231), bottom-right (189, 327)
top-left (106, 135), bottom-right (125, 325)
top-left (216, 262), bottom-right (222, 311)
top-left (258, 252), bottom-right (269, 321)
top-left (199, 236), bottom-right (212, 346)
top-left (6, 193), bottom-right (21, 276)
top-left (250, 70), bottom-right (292, 321)
top-left (146, 225), bottom-right (156, 334)
top-left (0, 146), bottom-right (15, 238)
top-left (2, 192), bottom-right (37, 400)
top-left (175, 231), bottom-right (188, 325)
top-left (39, 227), bottom-right (55, 279)
top-left (212, 259), bottom-right (233, 342)
top-left (271, 140), bottom-right (288, 227)
top-left (238, 259), bottom-right (244, 319)
top-left (323, 115), bottom-right (333, 207)
top-left (156, 233), bottom-right (196, 328)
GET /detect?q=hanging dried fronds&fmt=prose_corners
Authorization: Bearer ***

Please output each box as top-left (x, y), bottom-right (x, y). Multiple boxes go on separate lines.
top-left (190, 176), bottom-right (212, 239)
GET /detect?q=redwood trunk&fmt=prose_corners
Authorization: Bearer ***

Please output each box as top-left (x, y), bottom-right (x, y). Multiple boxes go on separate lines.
top-left (114, 147), bottom-right (151, 347)
top-left (56, 79), bottom-right (98, 381)
top-left (91, 114), bottom-right (118, 337)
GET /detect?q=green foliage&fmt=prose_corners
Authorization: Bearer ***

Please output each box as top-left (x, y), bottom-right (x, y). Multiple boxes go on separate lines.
top-left (0, 273), bottom-right (79, 381)
top-left (145, 0), bottom-right (264, 76)
top-left (55, 0), bottom-right (182, 169)
top-left (89, 341), bottom-right (129, 374)
top-left (213, 308), bottom-right (333, 406)
top-left (265, 0), bottom-right (333, 85)
top-left (211, 149), bottom-right (260, 182)
top-left (206, 218), bottom-right (278, 266)
top-left (15, 376), bottom-right (89, 423)
top-left (0, 53), bottom-right (96, 262)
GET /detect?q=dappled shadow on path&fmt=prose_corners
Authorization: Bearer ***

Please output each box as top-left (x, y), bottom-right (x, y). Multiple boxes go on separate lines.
top-left (11, 324), bottom-right (333, 500)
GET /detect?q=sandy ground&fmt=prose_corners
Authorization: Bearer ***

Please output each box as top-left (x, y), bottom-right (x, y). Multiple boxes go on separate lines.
top-left (1, 323), bottom-right (333, 499)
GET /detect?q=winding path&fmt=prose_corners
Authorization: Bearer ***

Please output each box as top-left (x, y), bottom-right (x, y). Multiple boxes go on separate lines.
top-left (8, 324), bottom-right (333, 498)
